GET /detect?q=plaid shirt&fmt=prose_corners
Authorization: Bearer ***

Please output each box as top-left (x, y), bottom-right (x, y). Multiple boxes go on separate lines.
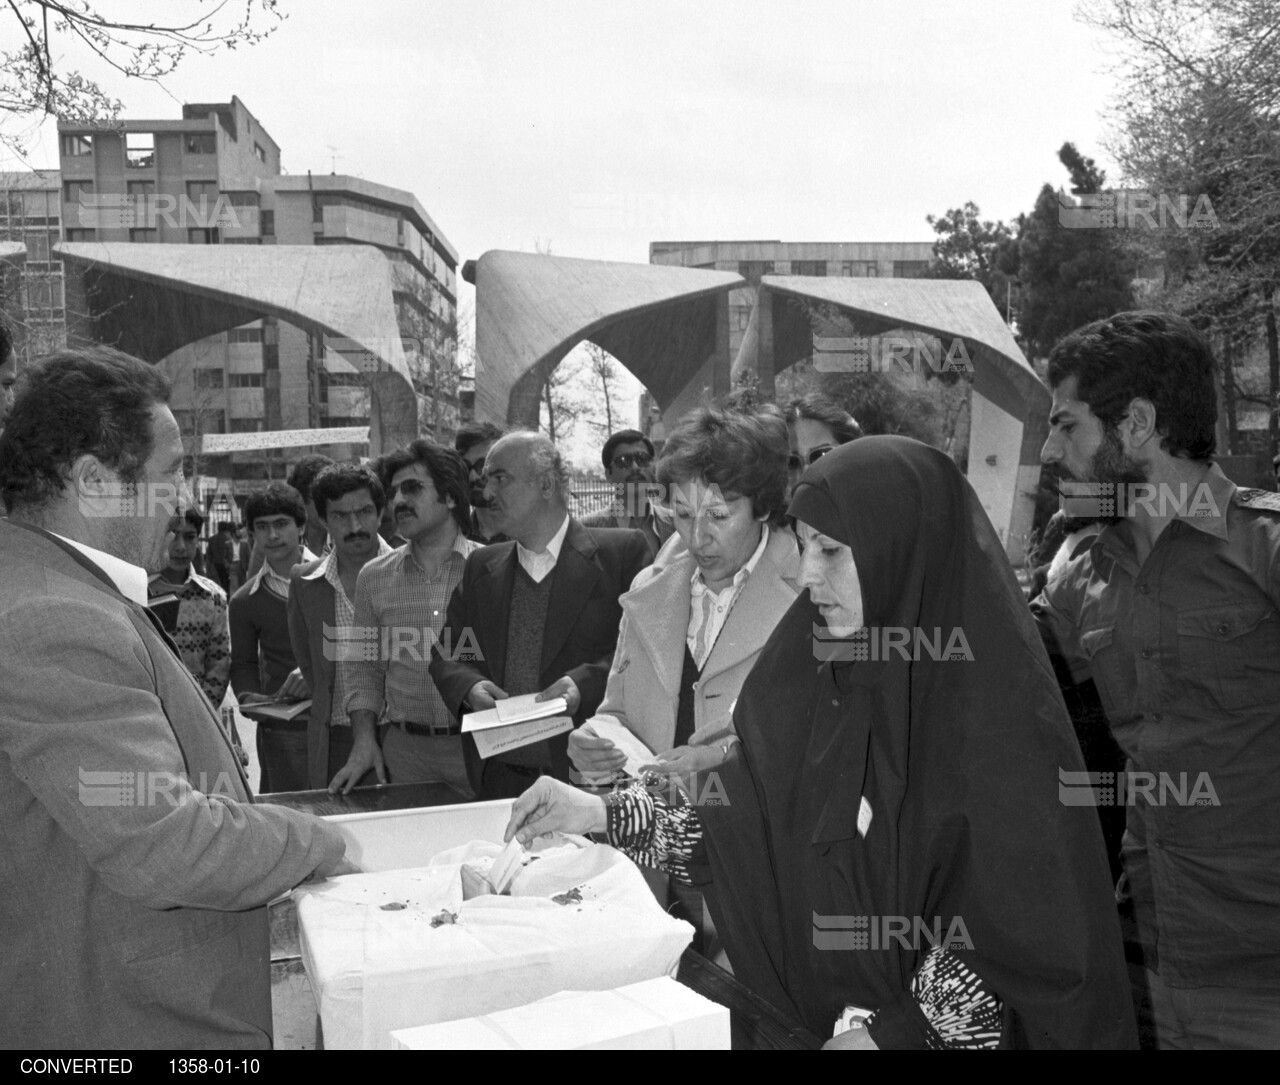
top-left (343, 531), bottom-right (479, 727)
top-left (147, 568), bottom-right (231, 707)
top-left (297, 537), bottom-right (394, 728)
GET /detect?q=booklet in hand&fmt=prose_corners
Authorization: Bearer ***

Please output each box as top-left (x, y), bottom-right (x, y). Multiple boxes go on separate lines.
top-left (463, 693), bottom-right (572, 759)
top-left (240, 698), bottom-right (312, 723)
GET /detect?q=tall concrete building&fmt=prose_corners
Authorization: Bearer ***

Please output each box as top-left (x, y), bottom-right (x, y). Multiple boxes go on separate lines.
top-left (49, 97), bottom-right (458, 501)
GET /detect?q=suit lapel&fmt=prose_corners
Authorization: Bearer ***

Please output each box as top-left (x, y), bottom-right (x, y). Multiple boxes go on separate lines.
top-left (477, 545), bottom-right (517, 688)
top-left (624, 554), bottom-right (692, 698)
top-left (540, 520), bottom-right (602, 675)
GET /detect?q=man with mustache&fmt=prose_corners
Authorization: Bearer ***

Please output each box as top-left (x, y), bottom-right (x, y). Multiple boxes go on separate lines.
top-left (1032, 311), bottom-right (1280, 1049)
top-left (455, 420), bottom-right (507, 543)
top-left (288, 463), bottom-right (394, 790)
top-left (329, 440), bottom-right (479, 797)
top-left (582, 428), bottom-right (670, 560)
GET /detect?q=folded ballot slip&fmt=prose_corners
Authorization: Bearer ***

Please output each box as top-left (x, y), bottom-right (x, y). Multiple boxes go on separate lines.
top-left (463, 693), bottom-right (571, 759)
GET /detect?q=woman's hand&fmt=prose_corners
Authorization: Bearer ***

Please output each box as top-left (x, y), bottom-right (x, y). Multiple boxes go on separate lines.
top-left (568, 725), bottom-right (626, 783)
top-left (505, 777), bottom-right (607, 845)
top-left (642, 742), bottom-right (724, 779)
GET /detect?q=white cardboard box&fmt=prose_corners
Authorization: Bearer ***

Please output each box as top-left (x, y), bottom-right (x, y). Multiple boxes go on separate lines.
top-left (320, 798), bottom-right (514, 872)
top-left (296, 834), bottom-right (694, 1049)
top-left (390, 978), bottom-right (731, 1050)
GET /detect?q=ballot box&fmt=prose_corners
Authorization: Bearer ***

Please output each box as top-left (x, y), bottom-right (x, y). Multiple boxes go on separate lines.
top-left (390, 977), bottom-right (731, 1050)
top-left (294, 815), bottom-right (695, 1049)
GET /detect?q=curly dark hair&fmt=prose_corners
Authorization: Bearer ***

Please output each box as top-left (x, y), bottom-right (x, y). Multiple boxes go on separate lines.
top-left (656, 404), bottom-right (789, 525)
top-left (1046, 310), bottom-right (1217, 461)
top-left (0, 346), bottom-right (170, 514)
top-left (244, 482), bottom-right (307, 529)
top-left (379, 438), bottom-right (470, 531)
top-left (310, 462), bottom-right (386, 519)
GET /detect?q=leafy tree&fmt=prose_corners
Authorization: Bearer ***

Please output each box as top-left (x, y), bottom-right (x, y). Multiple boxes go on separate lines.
top-left (1015, 144), bottom-right (1136, 362)
top-left (1, 1), bottom-right (284, 157)
top-left (923, 201), bottom-right (1019, 323)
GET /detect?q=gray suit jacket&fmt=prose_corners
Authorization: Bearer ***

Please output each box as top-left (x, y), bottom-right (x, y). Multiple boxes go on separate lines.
top-left (0, 519), bottom-right (345, 1049)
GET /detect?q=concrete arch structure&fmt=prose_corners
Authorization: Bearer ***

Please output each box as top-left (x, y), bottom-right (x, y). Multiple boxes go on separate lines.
top-left (736, 276), bottom-right (1049, 561)
top-left (55, 242), bottom-right (417, 454)
top-left (469, 250), bottom-right (744, 426)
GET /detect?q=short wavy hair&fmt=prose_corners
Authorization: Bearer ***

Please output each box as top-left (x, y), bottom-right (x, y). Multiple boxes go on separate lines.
top-left (379, 438), bottom-right (470, 531)
top-left (310, 462), bottom-right (386, 519)
top-left (656, 405), bottom-right (789, 525)
top-left (0, 346), bottom-right (170, 514)
top-left (244, 482), bottom-right (307, 529)
top-left (1046, 310), bottom-right (1217, 461)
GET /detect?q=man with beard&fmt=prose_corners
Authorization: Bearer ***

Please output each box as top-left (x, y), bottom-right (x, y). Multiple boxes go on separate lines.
top-left (582, 428), bottom-right (669, 559)
top-left (1031, 310), bottom-right (1280, 1049)
top-left (288, 463), bottom-right (394, 790)
top-left (329, 440), bottom-right (479, 797)
top-left (455, 421), bottom-right (507, 543)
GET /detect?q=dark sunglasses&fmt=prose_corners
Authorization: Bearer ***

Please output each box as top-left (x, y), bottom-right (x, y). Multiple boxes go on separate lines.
top-left (611, 451), bottom-right (653, 470)
top-left (787, 445), bottom-right (835, 472)
top-left (463, 457), bottom-right (486, 477)
top-left (389, 478), bottom-right (429, 498)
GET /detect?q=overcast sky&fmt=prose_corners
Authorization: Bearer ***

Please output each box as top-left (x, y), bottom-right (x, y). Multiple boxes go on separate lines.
top-left (6, 0), bottom-right (1128, 461)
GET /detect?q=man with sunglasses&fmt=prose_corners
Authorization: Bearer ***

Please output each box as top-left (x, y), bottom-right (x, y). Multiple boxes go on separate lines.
top-left (455, 421), bottom-right (508, 544)
top-left (583, 429), bottom-right (669, 559)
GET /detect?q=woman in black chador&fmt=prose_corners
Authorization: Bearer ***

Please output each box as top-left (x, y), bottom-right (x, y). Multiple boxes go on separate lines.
top-left (509, 436), bottom-right (1137, 1049)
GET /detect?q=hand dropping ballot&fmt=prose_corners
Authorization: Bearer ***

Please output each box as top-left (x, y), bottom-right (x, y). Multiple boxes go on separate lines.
top-left (463, 692), bottom-right (572, 759)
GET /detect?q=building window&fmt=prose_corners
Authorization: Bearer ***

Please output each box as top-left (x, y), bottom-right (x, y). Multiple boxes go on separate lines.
top-left (64, 228), bottom-right (95, 242)
top-left (60, 134), bottom-right (93, 157)
top-left (226, 192), bottom-right (259, 207)
top-left (193, 368), bottom-right (224, 390)
top-left (24, 232), bottom-right (50, 261)
top-left (228, 418), bottom-right (263, 433)
top-left (841, 261), bottom-right (880, 277)
top-left (892, 260), bottom-right (930, 278)
top-left (188, 227), bottom-right (219, 244)
top-left (128, 228), bottom-right (157, 243)
top-left (791, 260), bottom-right (827, 277)
top-left (184, 132), bottom-right (216, 155)
top-left (227, 373), bottom-right (263, 388)
top-left (260, 209), bottom-right (274, 237)
top-left (63, 180), bottom-right (93, 205)
top-left (127, 180), bottom-right (155, 197)
top-left (125, 133), bottom-right (155, 170)
top-left (253, 142), bottom-right (266, 163)
top-left (227, 327), bottom-right (264, 344)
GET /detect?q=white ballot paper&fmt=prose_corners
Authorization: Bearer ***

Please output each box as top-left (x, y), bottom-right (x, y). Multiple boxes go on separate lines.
top-left (462, 693), bottom-right (571, 759)
top-left (582, 716), bottom-right (658, 781)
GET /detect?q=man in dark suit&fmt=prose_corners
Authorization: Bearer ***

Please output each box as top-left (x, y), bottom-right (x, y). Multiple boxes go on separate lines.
top-left (430, 431), bottom-right (651, 800)
top-left (0, 347), bottom-right (346, 1049)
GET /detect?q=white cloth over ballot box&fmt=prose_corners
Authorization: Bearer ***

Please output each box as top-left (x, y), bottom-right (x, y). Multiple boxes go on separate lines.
top-left (295, 835), bottom-right (695, 1049)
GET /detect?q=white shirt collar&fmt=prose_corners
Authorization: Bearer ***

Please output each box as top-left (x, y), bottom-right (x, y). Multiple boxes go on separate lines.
top-left (248, 545), bottom-right (318, 594)
top-left (52, 532), bottom-right (149, 606)
top-left (516, 512), bottom-right (571, 566)
top-left (690, 522), bottom-right (770, 594)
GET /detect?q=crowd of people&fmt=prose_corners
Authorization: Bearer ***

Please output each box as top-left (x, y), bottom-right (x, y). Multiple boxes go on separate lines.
top-left (0, 308), bottom-right (1277, 1050)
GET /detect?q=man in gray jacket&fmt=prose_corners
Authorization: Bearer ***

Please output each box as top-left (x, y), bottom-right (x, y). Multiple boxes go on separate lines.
top-left (0, 347), bottom-right (346, 1049)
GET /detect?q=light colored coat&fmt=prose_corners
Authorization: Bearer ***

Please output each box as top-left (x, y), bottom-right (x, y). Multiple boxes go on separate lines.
top-left (591, 526), bottom-right (801, 755)
top-left (0, 520), bottom-right (345, 1049)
